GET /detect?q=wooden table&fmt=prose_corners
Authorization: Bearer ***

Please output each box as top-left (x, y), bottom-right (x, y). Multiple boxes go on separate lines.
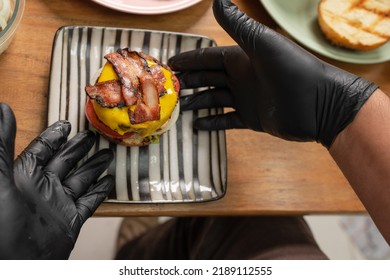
top-left (1, 0), bottom-right (389, 216)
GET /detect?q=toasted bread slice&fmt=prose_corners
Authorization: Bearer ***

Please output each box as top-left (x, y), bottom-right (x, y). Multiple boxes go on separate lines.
top-left (318, 0), bottom-right (390, 51)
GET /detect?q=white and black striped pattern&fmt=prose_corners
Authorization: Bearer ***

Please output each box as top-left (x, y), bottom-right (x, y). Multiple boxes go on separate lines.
top-left (48, 26), bottom-right (227, 203)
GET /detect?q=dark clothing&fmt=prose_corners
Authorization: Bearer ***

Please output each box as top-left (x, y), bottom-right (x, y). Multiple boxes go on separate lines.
top-left (115, 216), bottom-right (328, 260)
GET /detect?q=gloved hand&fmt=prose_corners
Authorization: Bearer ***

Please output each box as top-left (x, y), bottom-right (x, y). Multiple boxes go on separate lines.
top-left (0, 103), bottom-right (114, 259)
top-left (168, 0), bottom-right (378, 148)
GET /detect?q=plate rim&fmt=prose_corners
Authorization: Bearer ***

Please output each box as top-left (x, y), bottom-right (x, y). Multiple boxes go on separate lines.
top-left (260, 0), bottom-right (390, 64)
top-left (91, 0), bottom-right (203, 15)
top-left (50, 25), bottom-right (217, 48)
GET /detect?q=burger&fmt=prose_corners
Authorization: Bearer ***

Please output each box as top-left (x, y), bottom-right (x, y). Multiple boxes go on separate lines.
top-left (85, 48), bottom-right (180, 146)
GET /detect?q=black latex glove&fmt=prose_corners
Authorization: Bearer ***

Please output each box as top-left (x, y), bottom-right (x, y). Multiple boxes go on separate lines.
top-left (169, 0), bottom-right (378, 148)
top-left (0, 103), bottom-right (114, 259)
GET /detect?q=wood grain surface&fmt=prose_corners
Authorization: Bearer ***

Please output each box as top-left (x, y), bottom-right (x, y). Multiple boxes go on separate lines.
top-left (1, 0), bottom-right (389, 216)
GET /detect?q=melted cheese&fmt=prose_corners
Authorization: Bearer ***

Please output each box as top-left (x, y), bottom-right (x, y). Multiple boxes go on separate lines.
top-left (93, 60), bottom-right (178, 136)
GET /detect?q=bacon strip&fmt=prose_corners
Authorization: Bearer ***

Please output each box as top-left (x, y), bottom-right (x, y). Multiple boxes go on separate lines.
top-left (85, 80), bottom-right (124, 107)
top-left (104, 52), bottom-right (139, 106)
top-left (138, 52), bottom-right (167, 96)
top-left (129, 76), bottom-right (160, 124)
top-left (116, 49), bottom-right (160, 124)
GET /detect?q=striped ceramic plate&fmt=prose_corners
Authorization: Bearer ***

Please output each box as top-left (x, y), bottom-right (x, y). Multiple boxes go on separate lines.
top-left (48, 26), bottom-right (227, 203)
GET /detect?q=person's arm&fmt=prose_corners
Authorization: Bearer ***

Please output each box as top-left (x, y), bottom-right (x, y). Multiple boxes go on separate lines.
top-left (330, 89), bottom-right (390, 243)
top-left (169, 0), bottom-right (390, 244)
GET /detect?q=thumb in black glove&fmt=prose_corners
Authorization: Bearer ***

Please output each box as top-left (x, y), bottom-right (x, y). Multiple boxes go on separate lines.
top-left (0, 103), bottom-right (114, 259)
top-left (169, 0), bottom-right (378, 148)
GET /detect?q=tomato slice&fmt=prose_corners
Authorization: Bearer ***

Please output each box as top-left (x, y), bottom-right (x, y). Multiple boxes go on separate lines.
top-left (85, 99), bottom-right (134, 139)
top-left (172, 74), bottom-right (180, 93)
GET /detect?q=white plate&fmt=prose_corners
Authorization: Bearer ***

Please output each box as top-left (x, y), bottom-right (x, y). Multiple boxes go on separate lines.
top-left (91, 0), bottom-right (203, 15)
top-left (48, 26), bottom-right (227, 203)
top-left (260, 0), bottom-right (390, 64)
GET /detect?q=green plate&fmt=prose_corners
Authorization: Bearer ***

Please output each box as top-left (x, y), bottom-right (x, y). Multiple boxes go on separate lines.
top-left (260, 0), bottom-right (390, 64)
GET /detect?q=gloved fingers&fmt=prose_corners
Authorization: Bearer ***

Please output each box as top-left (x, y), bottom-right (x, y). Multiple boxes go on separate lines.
top-left (168, 46), bottom-right (235, 71)
top-left (21, 121), bottom-right (71, 168)
top-left (176, 71), bottom-right (228, 89)
top-left (63, 149), bottom-right (114, 200)
top-left (0, 103), bottom-right (16, 182)
top-left (213, 0), bottom-right (268, 55)
top-left (75, 175), bottom-right (115, 224)
top-left (45, 130), bottom-right (96, 181)
top-left (193, 111), bottom-right (247, 130)
top-left (180, 88), bottom-right (234, 111)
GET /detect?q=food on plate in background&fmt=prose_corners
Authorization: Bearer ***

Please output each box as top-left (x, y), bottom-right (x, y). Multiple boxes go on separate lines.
top-left (318, 0), bottom-right (390, 51)
top-left (0, 0), bottom-right (11, 32)
top-left (85, 48), bottom-right (180, 146)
